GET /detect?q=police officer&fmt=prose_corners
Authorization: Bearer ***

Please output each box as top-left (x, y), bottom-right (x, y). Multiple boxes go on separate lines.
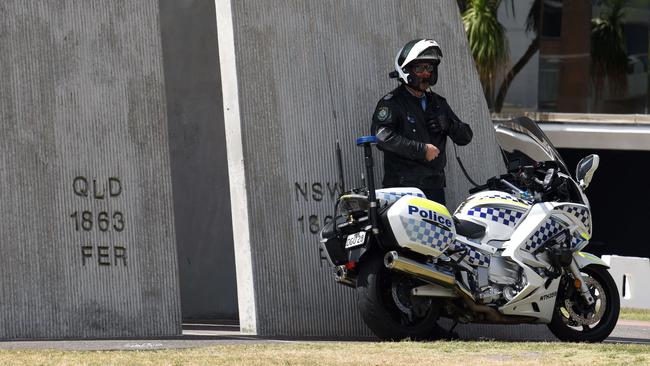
top-left (371, 39), bottom-right (473, 204)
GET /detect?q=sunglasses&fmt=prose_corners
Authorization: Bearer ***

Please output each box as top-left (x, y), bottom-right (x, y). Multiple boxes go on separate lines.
top-left (411, 64), bottom-right (436, 73)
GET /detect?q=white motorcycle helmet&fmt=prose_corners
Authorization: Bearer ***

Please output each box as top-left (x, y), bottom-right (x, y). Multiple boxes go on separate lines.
top-left (391, 39), bottom-right (443, 87)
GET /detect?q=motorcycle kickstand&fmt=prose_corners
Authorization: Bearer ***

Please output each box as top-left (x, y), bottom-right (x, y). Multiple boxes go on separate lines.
top-left (444, 320), bottom-right (460, 340)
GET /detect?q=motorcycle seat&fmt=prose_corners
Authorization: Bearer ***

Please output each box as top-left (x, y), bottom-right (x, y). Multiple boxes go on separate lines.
top-left (453, 217), bottom-right (486, 239)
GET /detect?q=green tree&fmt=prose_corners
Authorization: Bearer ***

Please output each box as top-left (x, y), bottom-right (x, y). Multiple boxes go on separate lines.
top-left (591, 0), bottom-right (628, 100)
top-left (460, 0), bottom-right (540, 113)
top-left (461, 0), bottom-right (509, 108)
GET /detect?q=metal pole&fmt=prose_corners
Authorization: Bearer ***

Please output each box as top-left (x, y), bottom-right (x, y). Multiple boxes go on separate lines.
top-left (363, 143), bottom-right (379, 235)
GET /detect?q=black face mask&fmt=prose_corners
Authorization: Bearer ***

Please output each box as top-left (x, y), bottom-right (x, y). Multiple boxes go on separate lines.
top-left (425, 66), bottom-right (438, 86)
top-left (407, 65), bottom-right (438, 92)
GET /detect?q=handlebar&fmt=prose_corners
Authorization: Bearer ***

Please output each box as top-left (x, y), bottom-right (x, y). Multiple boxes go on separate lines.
top-left (469, 163), bottom-right (567, 202)
top-left (468, 174), bottom-right (510, 194)
top-left (500, 179), bottom-right (526, 196)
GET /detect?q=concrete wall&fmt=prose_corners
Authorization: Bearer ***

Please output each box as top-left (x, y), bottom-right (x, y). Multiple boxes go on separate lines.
top-left (603, 255), bottom-right (650, 309)
top-left (159, 0), bottom-right (238, 321)
top-left (217, 0), bottom-right (503, 336)
top-left (0, 1), bottom-right (181, 339)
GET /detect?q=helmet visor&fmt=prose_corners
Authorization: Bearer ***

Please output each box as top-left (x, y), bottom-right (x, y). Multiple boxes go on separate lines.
top-left (411, 46), bottom-right (442, 65)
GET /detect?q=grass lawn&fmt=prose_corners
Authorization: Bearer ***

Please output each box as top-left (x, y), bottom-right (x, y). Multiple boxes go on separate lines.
top-left (1, 341), bottom-right (650, 366)
top-left (620, 308), bottom-right (650, 322)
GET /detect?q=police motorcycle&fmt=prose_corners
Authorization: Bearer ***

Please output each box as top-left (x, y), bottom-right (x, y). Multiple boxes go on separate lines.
top-left (319, 116), bottom-right (619, 342)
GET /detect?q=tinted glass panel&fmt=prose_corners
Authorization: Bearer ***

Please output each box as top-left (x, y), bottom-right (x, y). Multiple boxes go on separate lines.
top-left (497, 0), bottom-right (650, 114)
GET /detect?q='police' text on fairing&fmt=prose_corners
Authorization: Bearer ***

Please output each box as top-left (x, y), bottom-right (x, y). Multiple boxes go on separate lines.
top-left (407, 205), bottom-right (452, 229)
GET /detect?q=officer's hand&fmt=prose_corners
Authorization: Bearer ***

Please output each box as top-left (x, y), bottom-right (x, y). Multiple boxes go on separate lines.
top-left (436, 114), bottom-right (451, 132)
top-left (425, 144), bottom-right (439, 161)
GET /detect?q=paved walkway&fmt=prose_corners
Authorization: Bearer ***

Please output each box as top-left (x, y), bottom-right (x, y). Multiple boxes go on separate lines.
top-left (0, 320), bottom-right (647, 351)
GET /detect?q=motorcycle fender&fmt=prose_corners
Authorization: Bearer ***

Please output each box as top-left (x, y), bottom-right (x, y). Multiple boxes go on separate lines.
top-left (574, 251), bottom-right (610, 269)
top-left (348, 245), bottom-right (370, 263)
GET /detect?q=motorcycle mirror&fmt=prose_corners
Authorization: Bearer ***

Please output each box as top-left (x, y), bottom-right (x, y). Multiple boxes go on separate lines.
top-left (575, 154), bottom-right (599, 189)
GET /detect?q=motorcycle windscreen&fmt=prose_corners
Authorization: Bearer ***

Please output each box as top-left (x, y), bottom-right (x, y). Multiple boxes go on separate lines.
top-left (494, 116), bottom-right (570, 175)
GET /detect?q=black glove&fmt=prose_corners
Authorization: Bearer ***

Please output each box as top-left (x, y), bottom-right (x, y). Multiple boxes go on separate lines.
top-left (437, 114), bottom-right (451, 132)
top-left (427, 114), bottom-right (451, 134)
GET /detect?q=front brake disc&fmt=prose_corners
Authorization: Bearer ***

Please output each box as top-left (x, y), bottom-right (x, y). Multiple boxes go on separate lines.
top-left (563, 276), bottom-right (606, 326)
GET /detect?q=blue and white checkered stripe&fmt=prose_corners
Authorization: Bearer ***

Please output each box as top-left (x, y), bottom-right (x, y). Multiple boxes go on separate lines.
top-left (466, 207), bottom-right (524, 227)
top-left (479, 193), bottom-right (531, 205)
top-left (400, 217), bottom-right (453, 253)
top-left (377, 191), bottom-right (425, 204)
top-left (558, 205), bottom-right (591, 233)
top-left (448, 241), bottom-right (490, 267)
top-left (570, 234), bottom-right (588, 250)
top-left (522, 219), bottom-right (565, 252)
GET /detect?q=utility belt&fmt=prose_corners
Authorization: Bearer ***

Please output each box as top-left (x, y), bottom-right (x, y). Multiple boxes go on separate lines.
top-left (383, 173), bottom-right (446, 190)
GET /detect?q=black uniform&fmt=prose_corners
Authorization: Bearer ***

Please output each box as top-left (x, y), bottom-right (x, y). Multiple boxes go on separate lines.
top-left (371, 84), bottom-right (473, 203)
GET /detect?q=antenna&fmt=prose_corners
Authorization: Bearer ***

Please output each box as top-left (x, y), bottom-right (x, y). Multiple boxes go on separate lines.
top-left (336, 140), bottom-right (345, 193)
top-left (325, 53), bottom-right (345, 195)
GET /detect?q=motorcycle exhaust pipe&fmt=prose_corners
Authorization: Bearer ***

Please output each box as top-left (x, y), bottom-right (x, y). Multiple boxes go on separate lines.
top-left (457, 290), bottom-right (536, 324)
top-left (385, 251), bottom-right (537, 324)
top-left (384, 251), bottom-right (455, 287)
top-left (335, 265), bottom-right (356, 288)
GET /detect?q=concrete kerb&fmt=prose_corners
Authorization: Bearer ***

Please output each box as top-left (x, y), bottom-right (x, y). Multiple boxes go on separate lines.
top-left (1, 320), bottom-right (649, 350)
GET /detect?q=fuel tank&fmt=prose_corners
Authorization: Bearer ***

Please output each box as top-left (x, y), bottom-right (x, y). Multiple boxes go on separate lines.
top-left (386, 196), bottom-right (455, 257)
top-left (453, 190), bottom-right (531, 243)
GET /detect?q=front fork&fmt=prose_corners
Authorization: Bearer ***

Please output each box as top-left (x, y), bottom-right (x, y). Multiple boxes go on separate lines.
top-left (567, 259), bottom-right (595, 306)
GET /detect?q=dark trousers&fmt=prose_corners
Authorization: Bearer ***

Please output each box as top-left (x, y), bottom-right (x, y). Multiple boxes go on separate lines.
top-left (422, 188), bottom-right (446, 205)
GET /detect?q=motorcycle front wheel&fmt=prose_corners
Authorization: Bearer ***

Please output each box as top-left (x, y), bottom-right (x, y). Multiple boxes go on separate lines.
top-left (356, 251), bottom-right (443, 341)
top-left (547, 265), bottom-right (620, 342)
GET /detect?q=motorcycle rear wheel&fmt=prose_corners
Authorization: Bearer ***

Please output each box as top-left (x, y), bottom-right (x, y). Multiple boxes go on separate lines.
top-left (356, 251), bottom-right (444, 341)
top-left (547, 265), bottom-right (620, 342)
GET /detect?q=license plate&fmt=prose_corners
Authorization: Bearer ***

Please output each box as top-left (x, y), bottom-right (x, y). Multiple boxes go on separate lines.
top-left (345, 231), bottom-right (367, 249)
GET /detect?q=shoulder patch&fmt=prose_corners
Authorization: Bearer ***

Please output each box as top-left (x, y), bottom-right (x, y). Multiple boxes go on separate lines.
top-left (376, 106), bottom-right (391, 122)
top-left (383, 93), bottom-right (393, 100)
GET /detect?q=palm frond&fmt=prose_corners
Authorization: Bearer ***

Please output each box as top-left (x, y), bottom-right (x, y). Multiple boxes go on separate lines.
top-left (462, 0), bottom-right (509, 105)
top-left (591, 0), bottom-right (628, 98)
